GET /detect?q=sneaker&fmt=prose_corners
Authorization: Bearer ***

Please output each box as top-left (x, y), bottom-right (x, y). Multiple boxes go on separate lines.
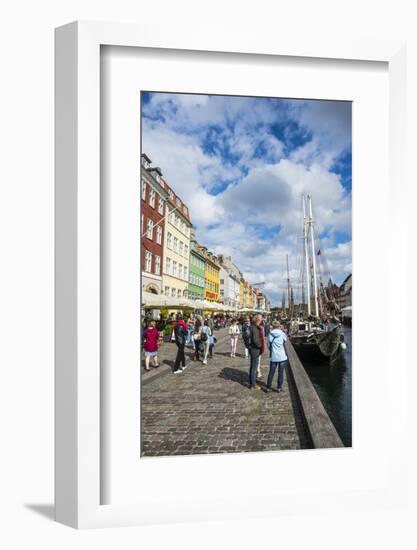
top-left (173, 368), bottom-right (182, 374)
top-left (203, 360), bottom-right (207, 365)
top-left (263, 387), bottom-right (271, 393)
top-left (277, 387), bottom-right (283, 393)
top-left (182, 364), bottom-right (188, 370)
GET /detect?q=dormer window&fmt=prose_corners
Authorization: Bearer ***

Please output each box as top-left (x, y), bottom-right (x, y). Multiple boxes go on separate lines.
top-left (168, 189), bottom-right (174, 201)
top-left (176, 197), bottom-right (182, 208)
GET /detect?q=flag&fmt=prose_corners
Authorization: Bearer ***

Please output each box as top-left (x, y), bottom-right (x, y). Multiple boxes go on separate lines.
top-left (317, 249), bottom-right (321, 255)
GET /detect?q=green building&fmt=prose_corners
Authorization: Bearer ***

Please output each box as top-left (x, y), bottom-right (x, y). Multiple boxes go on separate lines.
top-left (188, 241), bottom-right (205, 301)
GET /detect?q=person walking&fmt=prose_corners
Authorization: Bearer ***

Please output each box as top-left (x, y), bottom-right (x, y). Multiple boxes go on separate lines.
top-left (241, 317), bottom-right (251, 359)
top-left (228, 318), bottom-right (240, 357)
top-left (248, 314), bottom-right (264, 389)
top-left (200, 320), bottom-right (212, 365)
top-left (173, 317), bottom-right (188, 374)
top-left (193, 316), bottom-right (202, 361)
top-left (264, 320), bottom-right (288, 393)
top-left (186, 316), bottom-right (194, 345)
top-left (143, 320), bottom-right (160, 371)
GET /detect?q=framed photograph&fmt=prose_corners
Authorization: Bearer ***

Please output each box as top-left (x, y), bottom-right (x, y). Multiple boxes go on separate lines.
top-left (55, 21), bottom-right (407, 528)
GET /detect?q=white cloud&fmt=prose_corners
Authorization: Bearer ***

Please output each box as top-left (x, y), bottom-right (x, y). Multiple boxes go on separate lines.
top-left (142, 93), bottom-right (352, 305)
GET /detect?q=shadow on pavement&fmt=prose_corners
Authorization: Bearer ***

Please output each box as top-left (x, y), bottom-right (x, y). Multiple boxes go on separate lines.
top-left (218, 367), bottom-right (250, 388)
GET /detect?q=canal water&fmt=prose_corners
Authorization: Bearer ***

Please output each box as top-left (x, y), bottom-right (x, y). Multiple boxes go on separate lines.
top-left (303, 326), bottom-right (352, 447)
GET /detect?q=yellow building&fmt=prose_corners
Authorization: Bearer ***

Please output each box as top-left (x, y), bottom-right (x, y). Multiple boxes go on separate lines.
top-left (203, 250), bottom-right (220, 302)
top-left (247, 285), bottom-right (253, 309)
top-left (239, 278), bottom-right (245, 309)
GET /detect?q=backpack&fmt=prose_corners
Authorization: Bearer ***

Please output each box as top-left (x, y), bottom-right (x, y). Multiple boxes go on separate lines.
top-left (175, 324), bottom-right (186, 345)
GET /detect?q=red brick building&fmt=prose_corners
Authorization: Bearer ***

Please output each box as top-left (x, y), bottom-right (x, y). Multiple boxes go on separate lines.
top-left (141, 154), bottom-right (167, 295)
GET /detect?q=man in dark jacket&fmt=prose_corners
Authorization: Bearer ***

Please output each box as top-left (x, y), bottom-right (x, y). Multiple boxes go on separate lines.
top-left (241, 317), bottom-right (251, 359)
top-left (248, 314), bottom-right (264, 389)
top-left (173, 318), bottom-right (188, 374)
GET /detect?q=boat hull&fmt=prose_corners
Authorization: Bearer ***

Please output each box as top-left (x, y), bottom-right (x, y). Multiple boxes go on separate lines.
top-left (290, 326), bottom-right (344, 364)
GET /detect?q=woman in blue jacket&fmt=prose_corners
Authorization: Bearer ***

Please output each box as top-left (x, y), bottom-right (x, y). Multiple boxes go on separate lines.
top-left (265, 320), bottom-right (288, 393)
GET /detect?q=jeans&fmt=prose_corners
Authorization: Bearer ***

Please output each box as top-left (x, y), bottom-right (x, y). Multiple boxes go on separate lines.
top-left (174, 343), bottom-right (186, 370)
top-left (266, 360), bottom-right (288, 389)
top-left (249, 350), bottom-right (261, 386)
top-left (186, 328), bottom-right (194, 345)
top-left (202, 342), bottom-right (210, 362)
top-left (230, 335), bottom-right (238, 355)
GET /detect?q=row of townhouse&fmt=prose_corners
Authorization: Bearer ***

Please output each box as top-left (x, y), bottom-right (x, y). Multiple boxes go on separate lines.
top-left (140, 153), bottom-right (270, 310)
top-left (218, 255), bottom-right (270, 312)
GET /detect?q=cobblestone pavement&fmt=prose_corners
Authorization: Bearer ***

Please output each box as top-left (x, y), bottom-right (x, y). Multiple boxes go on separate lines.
top-left (141, 328), bottom-right (309, 456)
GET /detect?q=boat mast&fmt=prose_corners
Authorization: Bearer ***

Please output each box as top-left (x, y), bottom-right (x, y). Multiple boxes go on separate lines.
top-left (307, 194), bottom-right (320, 317)
top-left (302, 195), bottom-right (311, 316)
top-left (286, 254), bottom-right (291, 318)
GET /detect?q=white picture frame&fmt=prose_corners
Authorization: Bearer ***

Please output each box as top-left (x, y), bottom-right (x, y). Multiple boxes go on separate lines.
top-left (55, 21), bottom-right (407, 529)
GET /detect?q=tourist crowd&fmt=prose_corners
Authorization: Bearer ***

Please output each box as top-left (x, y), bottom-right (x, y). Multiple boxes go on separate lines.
top-left (142, 312), bottom-right (289, 393)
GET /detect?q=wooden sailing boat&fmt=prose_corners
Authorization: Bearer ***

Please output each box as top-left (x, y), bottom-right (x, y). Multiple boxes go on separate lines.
top-left (289, 194), bottom-right (346, 364)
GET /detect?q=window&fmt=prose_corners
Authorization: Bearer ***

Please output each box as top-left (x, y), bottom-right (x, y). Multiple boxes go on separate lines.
top-left (220, 279), bottom-right (224, 284)
top-left (154, 255), bottom-right (161, 275)
top-left (175, 214), bottom-right (179, 228)
top-left (141, 213), bottom-right (144, 234)
top-left (179, 264), bottom-right (183, 280)
top-left (184, 245), bottom-right (188, 258)
top-left (149, 189), bottom-right (155, 208)
top-left (176, 197), bottom-right (182, 207)
top-left (145, 251), bottom-right (152, 272)
top-left (156, 226), bottom-right (162, 245)
top-left (172, 261), bottom-right (177, 277)
top-left (142, 180), bottom-right (146, 200)
top-left (146, 219), bottom-right (153, 239)
top-left (165, 286), bottom-right (170, 296)
top-left (168, 189), bottom-right (174, 201)
top-left (167, 232), bottom-right (172, 249)
top-left (158, 197), bottom-right (164, 215)
top-left (179, 241), bottom-right (183, 256)
top-left (171, 288), bottom-right (176, 297)
top-left (183, 289), bottom-right (187, 298)
top-left (166, 257), bottom-right (171, 275)
top-left (173, 237), bottom-right (178, 253)
top-left (184, 266), bottom-right (188, 280)
top-left (177, 289), bottom-right (182, 298)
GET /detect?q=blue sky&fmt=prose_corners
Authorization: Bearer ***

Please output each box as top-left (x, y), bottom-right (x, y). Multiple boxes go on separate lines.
top-left (141, 92), bottom-right (352, 306)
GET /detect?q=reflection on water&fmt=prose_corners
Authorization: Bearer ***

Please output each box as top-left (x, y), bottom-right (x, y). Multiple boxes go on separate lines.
top-left (303, 327), bottom-right (352, 447)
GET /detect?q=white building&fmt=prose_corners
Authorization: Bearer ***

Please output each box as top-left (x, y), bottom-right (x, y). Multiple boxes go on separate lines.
top-left (218, 255), bottom-right (241, 310)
